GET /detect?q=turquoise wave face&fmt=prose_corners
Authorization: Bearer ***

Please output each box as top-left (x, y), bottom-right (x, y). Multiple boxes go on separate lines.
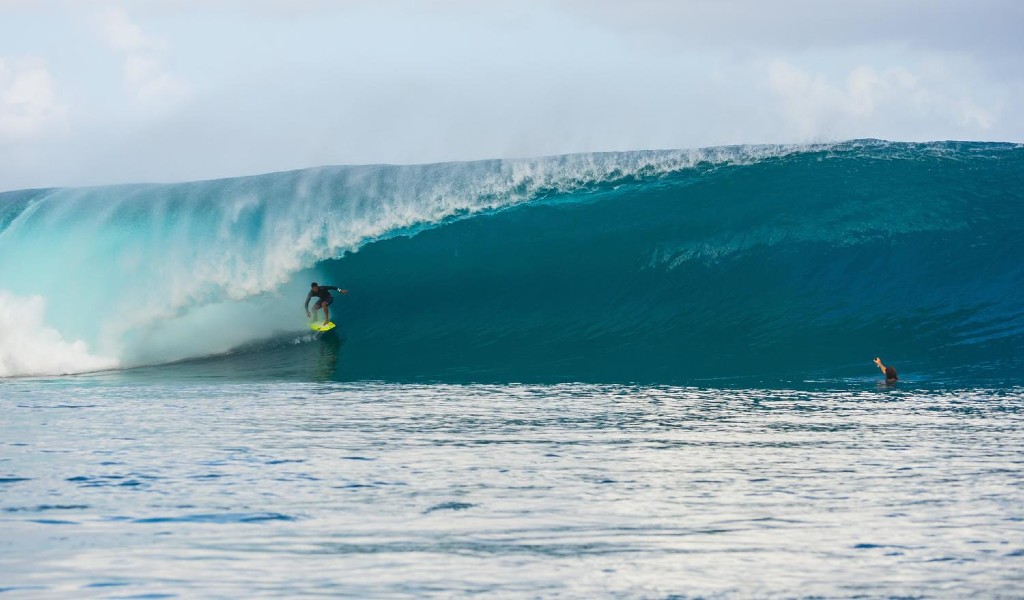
top-left (305, 143), bottom-right (1024, 384)
top-left (1, 141), bottom-right (1022, 383)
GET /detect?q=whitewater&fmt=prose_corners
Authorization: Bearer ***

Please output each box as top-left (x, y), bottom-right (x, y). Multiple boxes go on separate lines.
top-left (2, 140), bottom-right (1022, 597)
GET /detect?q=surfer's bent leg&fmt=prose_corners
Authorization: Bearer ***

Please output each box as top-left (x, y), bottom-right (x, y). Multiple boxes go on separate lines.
top-left (322, 296), bottom-right (333, 325)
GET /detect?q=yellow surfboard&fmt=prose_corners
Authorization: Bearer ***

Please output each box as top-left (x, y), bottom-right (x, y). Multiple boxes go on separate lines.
top-left (310, 321), bottom-right (336, 332)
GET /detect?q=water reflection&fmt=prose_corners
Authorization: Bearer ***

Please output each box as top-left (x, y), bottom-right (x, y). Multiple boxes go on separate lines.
top-left (311, 331), bottom-right (342, 380)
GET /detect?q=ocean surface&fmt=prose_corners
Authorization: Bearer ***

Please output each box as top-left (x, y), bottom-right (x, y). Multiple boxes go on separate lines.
top-left (2, 140), bottom-right (1023, 597)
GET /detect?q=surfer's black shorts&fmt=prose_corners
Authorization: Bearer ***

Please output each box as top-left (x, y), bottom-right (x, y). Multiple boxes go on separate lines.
top-left (314, 296), bottom-right (333, 308)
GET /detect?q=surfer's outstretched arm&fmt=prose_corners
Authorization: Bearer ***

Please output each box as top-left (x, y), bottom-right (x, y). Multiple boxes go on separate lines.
top-left (874, 357), bottom-right (898, 381)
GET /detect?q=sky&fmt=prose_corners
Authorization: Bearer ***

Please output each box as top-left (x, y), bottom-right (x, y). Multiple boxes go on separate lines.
top-left (0, 0), bottom-right (1022, 191)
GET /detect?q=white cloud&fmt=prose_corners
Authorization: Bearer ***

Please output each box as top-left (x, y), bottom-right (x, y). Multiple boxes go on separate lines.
top-left (957, 100), bottom-right (996, 130)
top-left (0, 56), bottom-right (67, 138)
top-left (766, 59), bottom-right (998, 140)
top-left (95, 6), bottom-right (190, 107)
top-left (98, 6), bottom-right (155, 53)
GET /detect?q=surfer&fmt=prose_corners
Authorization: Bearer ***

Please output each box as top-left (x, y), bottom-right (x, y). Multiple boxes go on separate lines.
top-left (305, 282), bottom-right (348, 326)
top-left (873, 357), bottom-right (898, 383)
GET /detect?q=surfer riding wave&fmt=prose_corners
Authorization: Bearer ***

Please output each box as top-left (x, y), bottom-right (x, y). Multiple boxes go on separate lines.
top-left (305, 282), bottom-right (347, 326)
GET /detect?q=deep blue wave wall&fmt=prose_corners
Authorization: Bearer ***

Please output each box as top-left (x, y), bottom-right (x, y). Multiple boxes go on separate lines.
top-left (311, 142), bottom-right (1024, 383)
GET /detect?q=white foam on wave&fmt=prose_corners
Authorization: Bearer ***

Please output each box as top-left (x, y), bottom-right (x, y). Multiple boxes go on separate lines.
top-left (0, 291), bottom-right (118, 377)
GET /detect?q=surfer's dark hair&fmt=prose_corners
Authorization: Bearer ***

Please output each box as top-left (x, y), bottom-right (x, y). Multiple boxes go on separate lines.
top-left (310, 282), bottom-right (319, 287)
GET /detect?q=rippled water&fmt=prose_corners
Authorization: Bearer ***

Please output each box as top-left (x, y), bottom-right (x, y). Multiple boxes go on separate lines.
top-left (2, 380), bottom-right (1022, 598)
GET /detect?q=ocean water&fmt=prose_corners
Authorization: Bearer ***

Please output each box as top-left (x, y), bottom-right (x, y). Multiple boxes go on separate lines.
top-left (2, 140), bottom-right (1023, 597)
top-left (3, 380), bottom-right (1023, 597)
